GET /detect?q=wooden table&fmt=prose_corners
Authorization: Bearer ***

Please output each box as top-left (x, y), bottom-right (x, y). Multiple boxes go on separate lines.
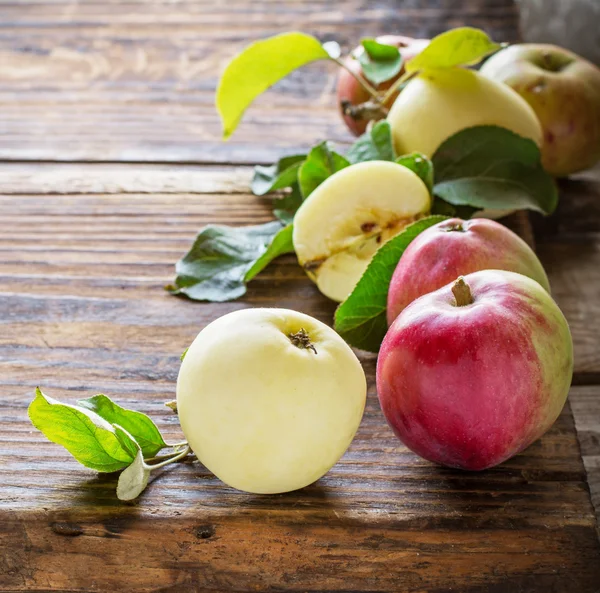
top-left (2, 1), bottom-right (600, 591)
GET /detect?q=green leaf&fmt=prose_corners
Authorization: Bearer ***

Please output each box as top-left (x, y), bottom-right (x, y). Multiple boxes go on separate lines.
top-left (395, 152), bottom-right (434, 193)
top-left (362, 38), bottom-right (401, 61)
top-left (28, 388), bottom-right (136, 472)
top-left (168, 221), bottom-right (291, 302)
top-left (113, 425), bottom-right (142, 460)
top-left (334, 216), bottom-right (448, 352)
top-left (244, 224), bottom-right (294, 281)
top-left (251, 155), bottom-right (305, 196)
top-left (180, 348), bottom-right (189, 362)
top-left (346, 121), bottom-right (395, 164)
top-left (116, 449), bottom-right (150, 501)
top-left (431, 197), bottom-right (478, 219)
top-left (77, 394), bottom-right (167, 458)
top-left (406, 27), bottom-right (500, 73)
top-left (298, 142), bottom-right (350, 199)
top-left (432, 126), bottom-right (558, 215)
top-left (273, 184), bottom-right (303, 224)
top-left (358, 38), bottom-right (403, 86)
top-left (217, 32), bottom-right (330, 138)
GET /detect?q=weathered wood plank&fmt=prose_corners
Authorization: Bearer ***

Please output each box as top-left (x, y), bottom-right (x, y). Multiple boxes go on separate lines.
top-left (6, 190), bottom-right (598, 375)
top-left (570, 385), bottom-right (600, 533)
top-left (0, 0), bottom-right (520, 164)
top-left (0, 163), bottom-right (252, 194)
top-left (2, 186), bottom-right (600, 591)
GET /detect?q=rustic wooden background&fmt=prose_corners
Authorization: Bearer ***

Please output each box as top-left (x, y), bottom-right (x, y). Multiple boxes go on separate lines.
top-left (2, 1), bottom-right (600, 591)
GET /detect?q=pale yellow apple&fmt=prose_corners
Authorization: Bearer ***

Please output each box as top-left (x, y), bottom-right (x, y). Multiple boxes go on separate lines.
top-left (176, 308), bottom-right (367, 494)
top-left (293, 160), bottom-right (431, 302)
top-left (387, 68), bottom-right (543, 157)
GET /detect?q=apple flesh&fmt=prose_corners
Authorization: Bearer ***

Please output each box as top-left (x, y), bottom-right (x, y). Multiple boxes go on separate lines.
top-left (480, 44), bottom-right (600, 177)
top-left (387, 217), bottom-right (550, 324)
top-left (337, 35), bottom-right (429, 136)
top-left (377, 270), bottom-right (573, 470)
top-left (293, 160), bottom-right (431, 302)
top-left (387, 68), bottom-right (543, 158)
top-left (177, 308), bottom-right (367, 494)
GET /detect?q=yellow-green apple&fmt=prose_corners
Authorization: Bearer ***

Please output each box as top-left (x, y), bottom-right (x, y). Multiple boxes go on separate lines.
top-left (377, 270), bottom-right (573, 470)
top-left (480, 44), bottom-right (600, 177)
top-left (177, 308), bottom-right (366, 494)
top-left (387, 67), bottom-right (543, 157)
top-left (387, 217), bottom-right (550, 324)
top-left (293, 160), bottom-right (431, 302)
top-left (337, 35), bottom-right (430, 136)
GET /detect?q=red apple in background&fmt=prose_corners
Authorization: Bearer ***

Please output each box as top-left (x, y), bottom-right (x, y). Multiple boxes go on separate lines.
top-left (337, 35), bottom-right (429, 136)
top-left (387, 218), bottom-right (550, 325)
top-left (480, 44), bottom-right (600, 177)
top-left (377, 270), bottom-right (573, 470)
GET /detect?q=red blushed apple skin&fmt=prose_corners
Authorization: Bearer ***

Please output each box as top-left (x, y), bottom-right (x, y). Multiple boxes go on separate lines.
top-left (386, 218), bottom-right (550, 325)
top-left (377, 270), bottom-right (573, 470)
top-left (337, 36), bottom-right (429, 136)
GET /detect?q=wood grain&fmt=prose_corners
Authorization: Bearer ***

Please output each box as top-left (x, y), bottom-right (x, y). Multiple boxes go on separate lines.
top-left (0, 0), bottom-right (520, 164)
top-left (2, 187), bottom-right (600, 591)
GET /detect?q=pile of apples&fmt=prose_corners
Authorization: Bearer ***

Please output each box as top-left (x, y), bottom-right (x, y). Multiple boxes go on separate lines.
top-left (176, 35), bottom-right (585, 495)
top-left (178, 217), bottom-right (573, 493)
top-left (339, 36), bottom-right (600, 177)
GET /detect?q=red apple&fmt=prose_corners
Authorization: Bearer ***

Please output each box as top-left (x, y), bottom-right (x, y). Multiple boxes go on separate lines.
top-left (377, 270), bottom-right (573, 470)
top-left (387, 218), bottom-right (550, 325)
top-left (337, 35), bottom-right (429, 136)
top-left (480, 44), bottom-right (600, 177)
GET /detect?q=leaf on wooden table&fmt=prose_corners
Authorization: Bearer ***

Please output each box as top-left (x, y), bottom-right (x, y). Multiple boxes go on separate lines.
top-left (28, 388), bottom-right (137, 472)
top-left (77, 394), bottom-right (167, 458)
top-left (168, 221), bottom-right (294, 302)
top-left (116, 449), bottom-right (150, 501)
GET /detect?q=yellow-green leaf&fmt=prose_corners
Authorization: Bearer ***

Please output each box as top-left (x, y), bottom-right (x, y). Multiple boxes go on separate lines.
top-left (406, 27), bottom-right (500, 73)
top-left (217, 32), bottom-right (330, 138)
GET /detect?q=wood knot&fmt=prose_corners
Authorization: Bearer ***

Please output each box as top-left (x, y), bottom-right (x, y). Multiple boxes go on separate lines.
top-left (194, 524), bottom-right (215, 540)
top-left (51, 522), bottom-right (83, 537)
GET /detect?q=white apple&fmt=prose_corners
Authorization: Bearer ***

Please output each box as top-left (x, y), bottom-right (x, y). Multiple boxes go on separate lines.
top-left (293, 161), bottom-right (431, 302)
top-left (480, 44), bottom-right (600, 177)
top-left (387, 68), bottom-right (543, 157)
top-left (176, 308), bottom-right (367, 494)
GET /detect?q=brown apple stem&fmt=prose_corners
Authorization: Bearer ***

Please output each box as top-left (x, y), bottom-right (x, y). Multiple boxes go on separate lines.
top-left (288, 328), bottom-right (317, 354)
top-left (380, 70), bottom-right (418, 105)
top-left (452, 277), bottom-right (474, 307)
top-left (341, 100), bottom-right (389, 122)
top-left (331, 56), bottom-right (380, 99)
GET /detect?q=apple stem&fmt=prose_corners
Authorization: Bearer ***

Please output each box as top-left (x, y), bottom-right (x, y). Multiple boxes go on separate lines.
top-left (288, 328), bottom-right (317, 354)
top-left (379, 69), bottom-right (418, 105)
top-left (452, 277), bottom-right (474, 307)
top-left (332, 56), bottom-right (380, 99)
top-left (341, 99), bottom-right (389, 122)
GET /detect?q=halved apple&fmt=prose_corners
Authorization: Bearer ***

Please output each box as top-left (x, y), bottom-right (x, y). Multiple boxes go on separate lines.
top-left (293, 160), bottom-right (431, 302)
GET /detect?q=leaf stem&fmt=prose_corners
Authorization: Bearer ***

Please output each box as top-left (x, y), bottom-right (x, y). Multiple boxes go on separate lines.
top-left (332, 56), bottom-right (379, 99)
top-left (380, 70), bottom-right (418, 106)
top-left (146, 445), bottom-right (192, 470)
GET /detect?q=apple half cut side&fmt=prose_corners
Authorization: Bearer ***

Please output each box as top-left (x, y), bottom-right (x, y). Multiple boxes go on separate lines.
top-left (293, 160), bottom-right (432, 302)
